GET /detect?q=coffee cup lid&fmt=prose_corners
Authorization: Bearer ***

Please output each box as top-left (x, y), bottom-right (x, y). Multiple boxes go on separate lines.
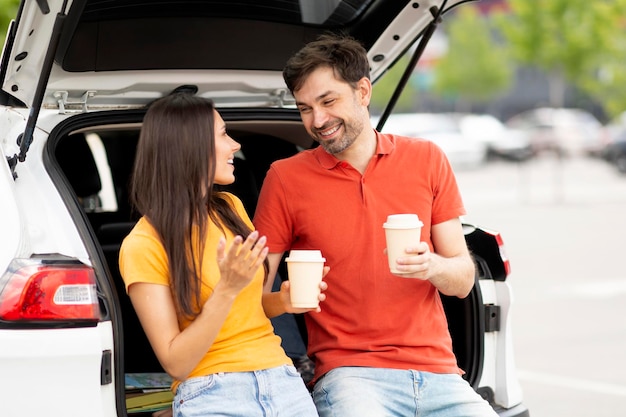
top-left (383, 213), bottom-right (423, 229)
top-left (285, 250), bottom-right (326, 262)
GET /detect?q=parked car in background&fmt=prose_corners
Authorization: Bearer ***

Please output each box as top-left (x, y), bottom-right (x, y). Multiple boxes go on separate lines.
top-left (373, 112), bottom-right (488, 169)
top-left (456, 113), bottom-right (533, 162)
top-left (0, 1), bottom-right (529, 416)
top-left (505, 107), bottom-right (608, 157)
top-left (601, 111), bottom-right (626, 173)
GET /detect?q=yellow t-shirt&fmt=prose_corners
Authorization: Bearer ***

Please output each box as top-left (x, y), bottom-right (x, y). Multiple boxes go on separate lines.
top-left (119, 192), bottom-right (290, 389)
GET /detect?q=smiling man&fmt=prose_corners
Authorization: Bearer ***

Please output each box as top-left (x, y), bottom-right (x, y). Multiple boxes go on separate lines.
top-left (254, 33), bottom-right (497, 417)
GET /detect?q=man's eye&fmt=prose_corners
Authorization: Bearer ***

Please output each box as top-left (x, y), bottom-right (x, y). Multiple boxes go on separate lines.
top-left (324, 99), bottom-right (335, 106)
top-left (298, 107), bottom-right (312, 113)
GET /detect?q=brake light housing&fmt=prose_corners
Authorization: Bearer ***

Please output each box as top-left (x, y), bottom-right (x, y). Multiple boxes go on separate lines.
top-left (0, 258), bottom-right (100, 326)
top-left (463, 223), bottom-right (511, 281)
top-left (492, 231), bottom-right (511, 277)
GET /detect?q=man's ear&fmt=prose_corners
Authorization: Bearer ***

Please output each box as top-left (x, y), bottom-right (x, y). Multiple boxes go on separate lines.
top-left (357, 77), bottom-right (373, 106)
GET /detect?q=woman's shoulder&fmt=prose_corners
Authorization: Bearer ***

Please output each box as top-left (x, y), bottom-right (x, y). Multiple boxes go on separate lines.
top-left (215, 191), bottom-right (250, 218)
top-left (217, 191), bottom-right (243, 208)
top-left (121, 217), bottom-right (162, 250)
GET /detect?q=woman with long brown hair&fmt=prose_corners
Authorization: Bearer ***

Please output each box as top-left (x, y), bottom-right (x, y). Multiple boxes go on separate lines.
top-left (119, 92), bottom-right (318, 416)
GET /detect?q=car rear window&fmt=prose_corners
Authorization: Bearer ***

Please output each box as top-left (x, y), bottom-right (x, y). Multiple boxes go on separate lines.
top-left (58, 0), bottom-right (382, 72)
top-left (77, 0), bottom-right (375, 26)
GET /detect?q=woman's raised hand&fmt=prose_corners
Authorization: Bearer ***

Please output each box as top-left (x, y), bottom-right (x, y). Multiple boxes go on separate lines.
top-left (215, 231), bottom-right (269, 297)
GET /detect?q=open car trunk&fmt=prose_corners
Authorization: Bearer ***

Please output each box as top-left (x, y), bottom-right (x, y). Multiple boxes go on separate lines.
top-left (47, 107), bottom-right (494, 414)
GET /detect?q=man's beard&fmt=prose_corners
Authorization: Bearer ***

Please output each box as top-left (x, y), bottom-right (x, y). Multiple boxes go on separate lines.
top-left (314, 116), bottom-right (364, 155)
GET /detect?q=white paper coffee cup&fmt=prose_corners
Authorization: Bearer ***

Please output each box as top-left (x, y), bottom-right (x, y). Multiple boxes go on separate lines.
top-left (285, 250), bottom-right (326, 308)
top-left (383, 214), bottom-right (423, 275)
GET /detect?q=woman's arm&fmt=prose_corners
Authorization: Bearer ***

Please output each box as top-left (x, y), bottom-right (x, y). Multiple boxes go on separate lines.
top-left (129, 232), bottom-right (268, 381)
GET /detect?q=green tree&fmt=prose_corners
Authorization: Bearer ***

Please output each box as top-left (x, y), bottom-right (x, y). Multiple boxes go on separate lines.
top-left (575, 1), bottom-right (626, 117)
top-left (0, 0), bottom-right (20, 49)
top-left (494, 0), bottom-right (626, 116)
top-left (432, 6), bottom-right (513, 112)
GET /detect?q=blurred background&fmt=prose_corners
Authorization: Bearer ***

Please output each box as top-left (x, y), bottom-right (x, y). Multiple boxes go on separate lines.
top-left (2, 0), bottom-right (624, 415)
top-left (368, 1), bottom-right (626, 416)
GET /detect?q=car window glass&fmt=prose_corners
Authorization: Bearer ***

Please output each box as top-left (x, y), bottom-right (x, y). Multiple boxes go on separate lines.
top-left (80, 0), bottom-right (375, 26)
top-left (85, 133), bottom-right (118, 212)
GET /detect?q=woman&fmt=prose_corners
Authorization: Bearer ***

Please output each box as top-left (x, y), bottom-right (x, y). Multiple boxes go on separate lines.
top-left (119, 92), bottom-right (319, 416)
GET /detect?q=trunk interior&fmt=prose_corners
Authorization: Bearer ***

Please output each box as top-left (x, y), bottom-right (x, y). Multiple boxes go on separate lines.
top-left (48, 108), bottom-right (486, 415)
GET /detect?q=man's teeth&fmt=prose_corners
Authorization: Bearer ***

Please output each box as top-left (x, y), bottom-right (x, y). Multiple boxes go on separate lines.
top-left (320, 125), bottom-right (339, 136)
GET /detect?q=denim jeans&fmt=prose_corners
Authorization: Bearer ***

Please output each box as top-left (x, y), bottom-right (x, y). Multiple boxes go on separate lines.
top-left (312, 367), bottom-right (498, 417)
top-left (173, 365), bottom-right (318, 417)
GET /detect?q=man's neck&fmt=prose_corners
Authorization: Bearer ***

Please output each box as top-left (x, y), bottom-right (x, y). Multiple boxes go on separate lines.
top-left (336, 127), bottom-right (377, 174)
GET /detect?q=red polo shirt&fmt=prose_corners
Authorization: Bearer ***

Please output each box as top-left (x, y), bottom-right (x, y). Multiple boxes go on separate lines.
top-left (253, 131), bottom-right (466, 381)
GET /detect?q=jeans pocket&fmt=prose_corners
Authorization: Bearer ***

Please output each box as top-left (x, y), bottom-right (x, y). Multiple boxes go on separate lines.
top-left (175, 374), bottom-right (217, 403)
top-left (284, 364), bottom-right (302, 378)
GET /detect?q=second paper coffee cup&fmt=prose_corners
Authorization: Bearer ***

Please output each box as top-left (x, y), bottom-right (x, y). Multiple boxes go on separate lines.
top-left (383, 214), bottom-right (423, 275)
top-left (285, 250), bottom-right (326, 308)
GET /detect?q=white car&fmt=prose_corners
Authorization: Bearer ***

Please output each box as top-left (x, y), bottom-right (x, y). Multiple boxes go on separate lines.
top-left (506, 107), bottom-right (607, 157)
top-left (457, 113), bottom-right (534, 161)
top-left (0, 1), bottom-right (529, 416)
top-left (373, 112), bottom-right (488, 169)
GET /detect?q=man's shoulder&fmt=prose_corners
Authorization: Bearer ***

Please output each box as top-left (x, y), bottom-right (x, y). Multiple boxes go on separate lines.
top-left (377, 131), bottom-right (439, 155)
top-left (271, 147), bottom-right (318, 168)
top-left (386, 131), bottom-right (432, 146)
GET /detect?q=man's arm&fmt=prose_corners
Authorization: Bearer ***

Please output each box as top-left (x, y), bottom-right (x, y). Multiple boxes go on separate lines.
top-left (262, 252), bottom-right (329, 317)
top-left (262, 253), bottom-right (286, 318)
top-left (396, 217), bottom-right (475, 298)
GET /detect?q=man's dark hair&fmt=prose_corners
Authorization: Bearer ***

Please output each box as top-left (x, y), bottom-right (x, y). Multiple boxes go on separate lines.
top-left (283, 33), bottom-right (370, 93)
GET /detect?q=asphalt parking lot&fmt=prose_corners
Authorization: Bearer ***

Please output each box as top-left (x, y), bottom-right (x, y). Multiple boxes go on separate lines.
top-left (456, 154), bottom-right (626, 417)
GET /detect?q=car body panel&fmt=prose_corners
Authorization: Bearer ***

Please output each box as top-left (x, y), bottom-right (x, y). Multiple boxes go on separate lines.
top-left (0, 137), bottom-right (22, 274)
top-left (0, 322), bottom-right (116, 417)
top-left (0, 106), bottom-right (113, 416)
top-left (2, 109), bottom-right (89, 261)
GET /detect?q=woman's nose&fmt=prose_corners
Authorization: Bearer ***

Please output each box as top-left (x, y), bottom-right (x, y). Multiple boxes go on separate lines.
top-left (230, 137), bottom-right (241, 152)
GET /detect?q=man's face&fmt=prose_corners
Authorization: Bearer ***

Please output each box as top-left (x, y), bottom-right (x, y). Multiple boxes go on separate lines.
top-left (294, 66), bottom-right (371, 155)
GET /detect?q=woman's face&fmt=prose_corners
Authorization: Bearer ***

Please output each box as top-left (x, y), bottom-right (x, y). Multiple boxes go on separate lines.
top-left (213, 110), bottom-right (241, 185)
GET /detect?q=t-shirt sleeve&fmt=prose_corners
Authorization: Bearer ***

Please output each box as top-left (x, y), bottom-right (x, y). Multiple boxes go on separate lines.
top-left (118, 225), bottom-right (170, 293)
top-left (252, 165), bottom-right (294, 253)
top-left (428, 142), bottom-right (466, 225)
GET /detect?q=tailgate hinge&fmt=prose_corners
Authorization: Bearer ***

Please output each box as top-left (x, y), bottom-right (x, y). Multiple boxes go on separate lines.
top-left (484, 304), bottom-right (501, 332)
top-left (53, 90), bottom-right (97, 114)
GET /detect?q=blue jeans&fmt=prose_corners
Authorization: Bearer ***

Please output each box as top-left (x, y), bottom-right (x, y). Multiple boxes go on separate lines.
top-left (173, 365), bottom-right (318, 417)
top-left (312, 367), bottom-right (498, 417)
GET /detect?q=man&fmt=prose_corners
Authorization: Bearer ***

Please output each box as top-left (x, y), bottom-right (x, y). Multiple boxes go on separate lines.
top-left (254, 33), bottom-right (497, 417)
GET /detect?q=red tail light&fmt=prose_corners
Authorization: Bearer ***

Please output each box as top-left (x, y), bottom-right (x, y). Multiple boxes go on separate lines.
top-left (493, 232), bottom-right (511, 277)
top-left (0, 259), bottom-right (100, 322)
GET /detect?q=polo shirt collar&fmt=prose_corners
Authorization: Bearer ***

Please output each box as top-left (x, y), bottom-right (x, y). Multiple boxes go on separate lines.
top-left (315, 129), bottom-right (395, 169)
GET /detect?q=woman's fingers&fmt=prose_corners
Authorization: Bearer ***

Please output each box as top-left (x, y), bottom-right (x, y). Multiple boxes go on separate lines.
top-left (224, 231), bottom-right (268, 269)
